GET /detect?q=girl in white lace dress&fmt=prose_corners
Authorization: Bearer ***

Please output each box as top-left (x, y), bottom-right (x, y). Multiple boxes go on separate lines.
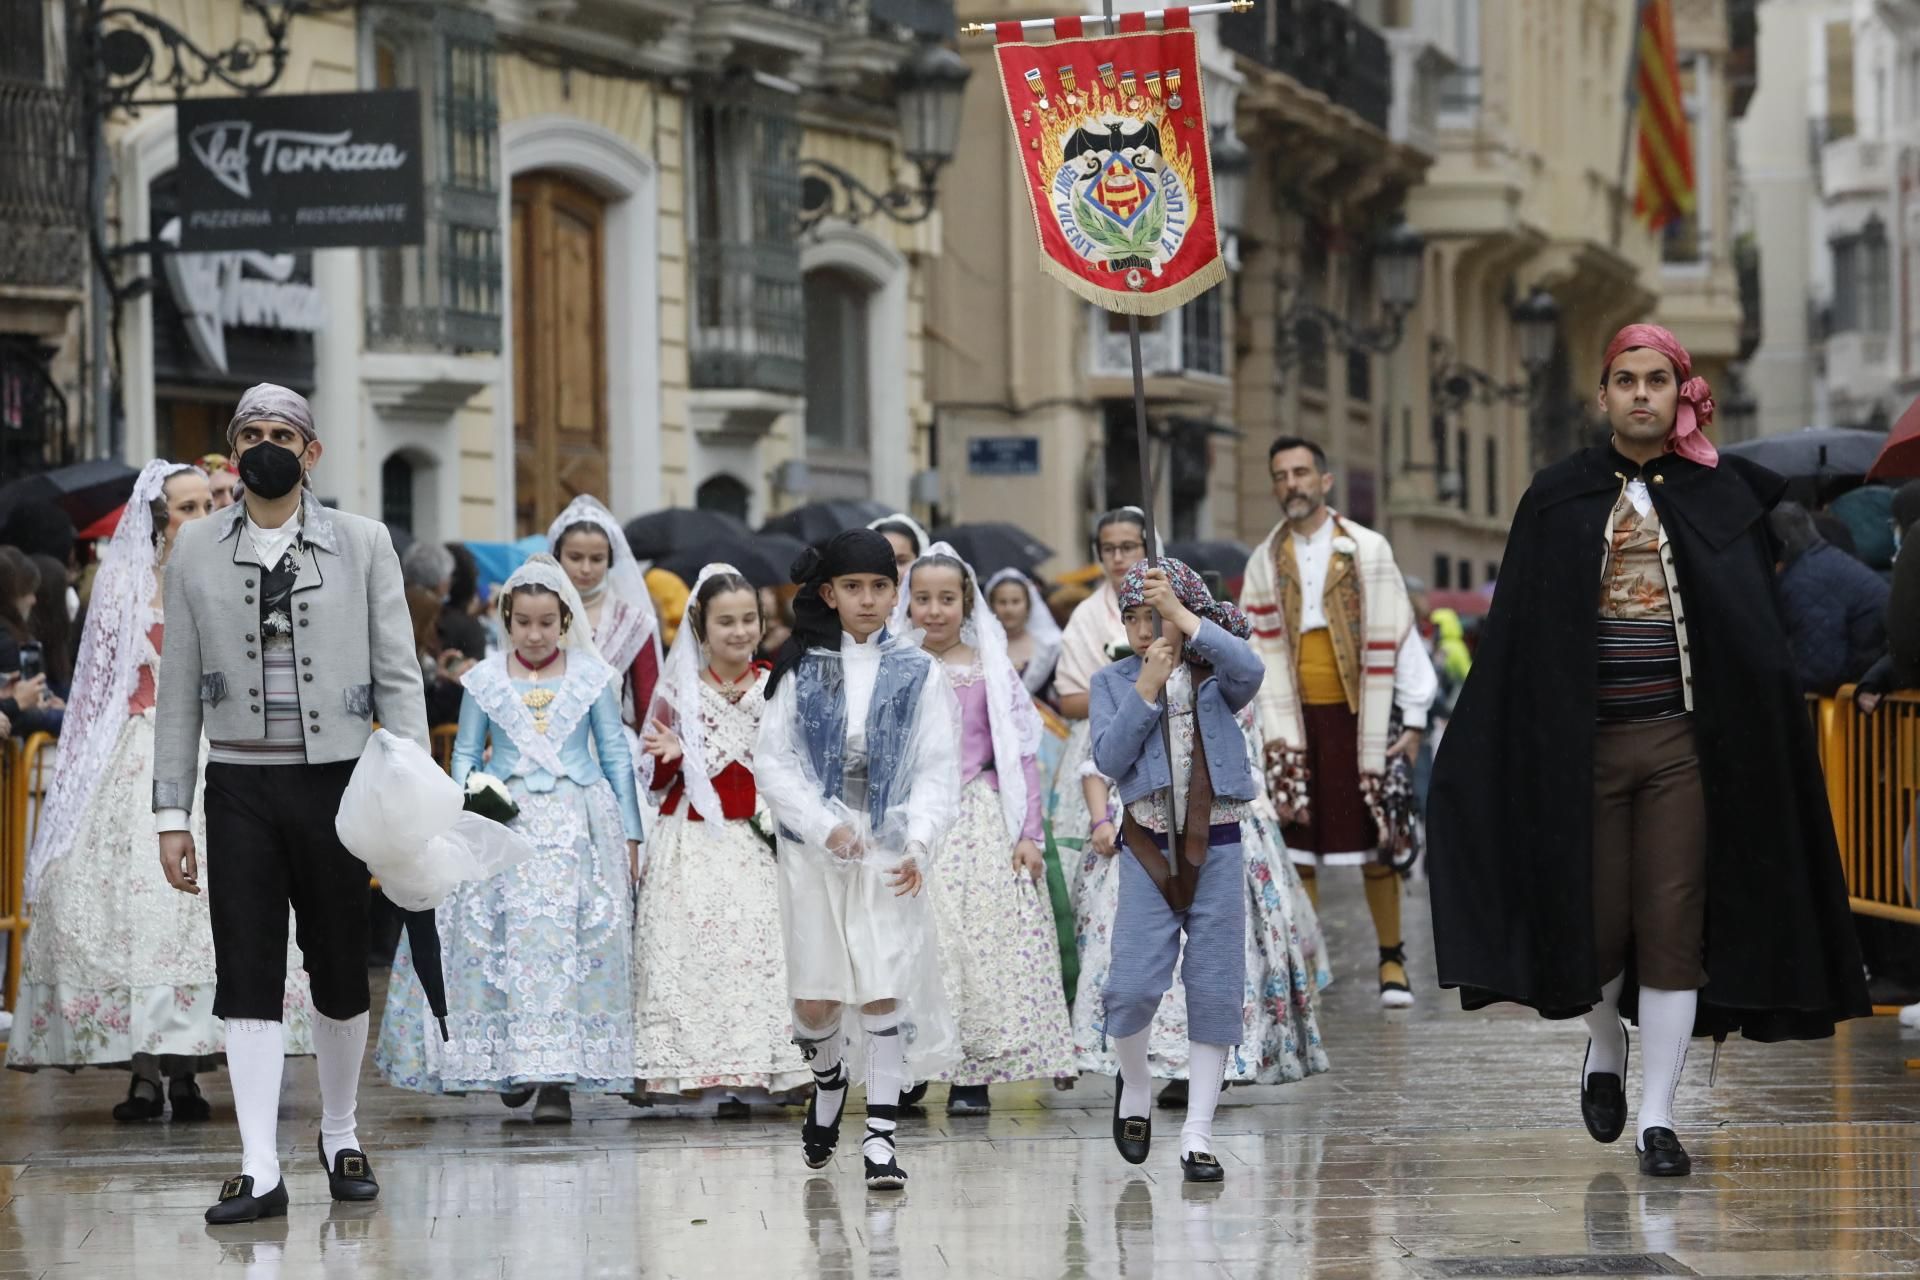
top-left (7, 461), bottom-right (316, 1118)
top-left (631, 566), bottom-right (806, 1110)
top-left (893, 546), bottom-right (1076, 1112)
top-left (375, 556), bottom-right (643, 1123)
top-left (549, 495), bottom-right (662, 728)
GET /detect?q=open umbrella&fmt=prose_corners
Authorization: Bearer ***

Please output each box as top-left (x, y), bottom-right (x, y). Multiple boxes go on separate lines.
top-left (76, 503), bottom-right (126, 541)
top-left (760, 499), bottom-right (896, 545)
top-left (0, 458), bottom-right (140, 530)
top-left (1721, 427), bottom-right (1888, 480)
top-left (933, 522), bottom-right (1054, 579)
top-left (623, 507), bottom-right (751, 561)
top-left (1868, 394), bottom-right (1920, 480)
top-left (656, 531), bottom-right (809, 589)
top-left (400, 909), bottom-right (451, 1041)
top-left (1166, 539), bottom-right (1253, 587)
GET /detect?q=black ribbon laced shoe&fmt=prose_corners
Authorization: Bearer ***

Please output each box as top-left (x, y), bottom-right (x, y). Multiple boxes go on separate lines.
top-left (318, 1136), bottom-right (380, 1202)
top-left (112, 1075), bottom-right (164, 1123)
top-left (1580, 1035), bottom-right (1629, 1145)
top-left (862, 1115), bottom-right (908, 1191)
top-left (204, 1174), bottom-right (289, 1226)
top-left (1636, 1128), bottom-right (1692, 1178)
top-left (801, 1062), bottom-right (848, 1170)
top-left (1378, 944), bottom-right (1415, 1009)
top-left (1112, 1074), bottom-right (1151, 1165)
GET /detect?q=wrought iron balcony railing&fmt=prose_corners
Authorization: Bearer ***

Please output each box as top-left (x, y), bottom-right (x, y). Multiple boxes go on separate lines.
top-left (1219, 0), bottom-right (1391, 132)
top-left (0, 78), bottom-right (86, 294)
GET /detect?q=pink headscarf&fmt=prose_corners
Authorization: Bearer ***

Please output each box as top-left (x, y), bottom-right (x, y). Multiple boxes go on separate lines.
top-left (1600, 324), bottom-right (1718, 468)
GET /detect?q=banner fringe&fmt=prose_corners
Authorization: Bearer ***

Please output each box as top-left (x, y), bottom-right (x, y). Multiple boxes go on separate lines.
top-left (1036, 254), bottom-right (1227, 318)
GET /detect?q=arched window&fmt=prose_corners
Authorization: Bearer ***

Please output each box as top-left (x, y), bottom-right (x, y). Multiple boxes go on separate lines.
top-left (696, 472), bottom-right (751, 523)
top-left (382, 452), bottom-right (416, 536)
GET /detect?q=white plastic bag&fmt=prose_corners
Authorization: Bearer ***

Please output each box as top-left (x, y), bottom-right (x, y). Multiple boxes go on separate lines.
top-left (334, 729), bottom-right (537, 911)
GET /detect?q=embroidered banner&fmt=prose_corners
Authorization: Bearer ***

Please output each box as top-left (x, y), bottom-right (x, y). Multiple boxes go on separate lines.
top-left (993, 10), bottom-right (1226, 315)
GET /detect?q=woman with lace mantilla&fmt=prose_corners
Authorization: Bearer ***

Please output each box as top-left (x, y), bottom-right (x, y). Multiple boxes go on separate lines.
top-left (7, 461), bottom-right (316, 1115)
top-left (375, 555), bottom-right (643, 1124)
top-left (630, 564), bottom-right (805, 1113)
top-left (549, 495), bottom-right (662, 728)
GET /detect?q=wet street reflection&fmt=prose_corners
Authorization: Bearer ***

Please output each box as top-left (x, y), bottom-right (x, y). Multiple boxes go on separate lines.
top-left (2, 876), bottom-right (1918, 1278)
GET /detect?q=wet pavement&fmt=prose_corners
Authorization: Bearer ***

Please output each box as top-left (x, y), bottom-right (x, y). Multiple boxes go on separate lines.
top-left (2, 873), bottom-right (1918, 1278)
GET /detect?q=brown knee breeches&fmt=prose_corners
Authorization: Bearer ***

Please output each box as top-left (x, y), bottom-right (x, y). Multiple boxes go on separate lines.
top-left (1590, 717), bottom-right (1708, 991)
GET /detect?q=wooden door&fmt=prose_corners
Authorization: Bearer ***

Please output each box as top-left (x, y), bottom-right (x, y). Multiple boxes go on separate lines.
top-left (512, 172), bottom-right (608, 536)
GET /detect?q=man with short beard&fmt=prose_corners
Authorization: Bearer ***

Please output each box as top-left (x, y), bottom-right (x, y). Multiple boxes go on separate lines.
top-left (1239, 437), bottom-right (1435, 1009)
top-left (1427, 324), bottom-right (1868, 1178)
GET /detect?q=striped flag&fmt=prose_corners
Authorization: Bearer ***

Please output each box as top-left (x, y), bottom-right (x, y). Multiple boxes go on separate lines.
top-left (1630, 0), bottom-right (1696, 230)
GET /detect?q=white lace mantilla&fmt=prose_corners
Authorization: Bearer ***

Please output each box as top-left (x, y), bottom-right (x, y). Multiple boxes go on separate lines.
top-left (697, 672), bottom-right (769, 776)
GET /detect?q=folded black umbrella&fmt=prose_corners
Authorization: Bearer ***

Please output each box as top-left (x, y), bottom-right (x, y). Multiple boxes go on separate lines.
top-left (401, 909), bottom-right (451, 1042)
top-left (0, 458), bottom-right (140, 531)
top-left (622, 507), bottom-right (751, 561)
top-left (1166, 539), bottom-right (1254, 586)
top-left (760, 500), bottom-right (897, 546)
top-left (657, 531), bottom-right (809, 590)
top-left (932, 522), bottom-right (1054, 579)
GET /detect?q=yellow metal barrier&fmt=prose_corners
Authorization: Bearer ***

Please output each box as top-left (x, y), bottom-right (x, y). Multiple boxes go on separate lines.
top-left (1, 733), bottom-right (56, 1013)
top-left (431, 723), bottom-right (458, 772)
top-left (1819, 688), bottom-right (1920, 926)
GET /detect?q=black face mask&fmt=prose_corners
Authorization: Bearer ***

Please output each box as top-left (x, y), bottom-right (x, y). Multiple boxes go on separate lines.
top-left (237, 442), bottom-right (304, 499)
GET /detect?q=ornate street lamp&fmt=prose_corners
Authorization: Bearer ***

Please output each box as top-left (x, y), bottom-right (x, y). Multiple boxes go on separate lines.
top-left (799, 40), bottom-right (972, 232)
top-left (1512, 287), bottom-right (1561, 377)
top-left (1210, 128), bottom-right (1251, 240)
top-left (1273, 216), bottom-right (1426, 368)
top-left (1373, 217), bottom-right (1425, 319)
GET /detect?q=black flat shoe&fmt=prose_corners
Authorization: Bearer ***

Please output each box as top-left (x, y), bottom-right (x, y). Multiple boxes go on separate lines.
top-left (112, 1075), bottom-right (164, 1123)
top-left (716, 1095), bottom-right (752, 1120)
top-left (899, 1081), bottom-right (929, 1110)
top-left (1156, 1079), bottom-right (1188, 1111)
top-left (1181, 1151), bottom-right (1225, 1183)
top-left (945, 1085), bottom-right (990, 1116)
top-left (318, 1137), bottom-right (380, 1202)
top-left (802, 1063), bottom-right (848, 1170)
top-left (501, 1087), bottom-right (535, 1109)
top-left (204, 1174), bottom-right (289, 1225)
top-left (1112, 1075), bottom-right (1150, 1165)
top-left (168, 1077), bottom-right (212, 1123)
top-left (1637, 1127), bottom-right (1691, 1177)
top-left (1580, 1035), bottom-right (1628, 1145)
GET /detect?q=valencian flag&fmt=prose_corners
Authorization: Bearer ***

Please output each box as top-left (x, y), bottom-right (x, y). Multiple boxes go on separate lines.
top-left (1630, 0), bottom-right (1696, 230)
top-left (993, 9), bottom-right (1226, 315)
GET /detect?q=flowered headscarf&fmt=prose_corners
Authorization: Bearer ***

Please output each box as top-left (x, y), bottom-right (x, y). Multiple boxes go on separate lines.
top-left (1117, 557), bottom-right (1250, 661)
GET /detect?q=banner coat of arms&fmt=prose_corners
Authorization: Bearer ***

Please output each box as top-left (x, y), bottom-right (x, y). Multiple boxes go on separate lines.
top-left (993, 10), bottom-right (1226, 316)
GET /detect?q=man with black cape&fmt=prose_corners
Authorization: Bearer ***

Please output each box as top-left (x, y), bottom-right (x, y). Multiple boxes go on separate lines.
top-left (1427, 323), bottom-right (1869, 1179)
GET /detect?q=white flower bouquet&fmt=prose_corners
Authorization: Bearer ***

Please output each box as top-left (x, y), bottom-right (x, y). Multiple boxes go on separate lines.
top-left (462, 771), bottom-right (519, 825)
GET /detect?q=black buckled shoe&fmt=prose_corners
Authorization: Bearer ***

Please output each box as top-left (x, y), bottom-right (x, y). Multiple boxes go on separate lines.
top-left (801, 1064), bottom-right (848, 1170)
top-left (318, 1137), bottom-right (380, 1202)
top-left (1112, 1075), bottom-right (1151, 1165)
top-left (112, 1075), bottom-right (164, 1123)
top-left (1637, 1128), bottom-right (1691, 1177)
top-left (204, 1174), bottom-right (289, 1225)
top-left (168, 1076), bottom-right (212, 1123)
top-left (1181, 1151), bottom-right (1225, 1184)
top-left (1580, 1036), bottom-right (1628, 1145)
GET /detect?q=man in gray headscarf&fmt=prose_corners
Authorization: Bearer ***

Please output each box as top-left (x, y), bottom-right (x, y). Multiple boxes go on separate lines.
top-left (153, 381), bottom-right (427, 1225)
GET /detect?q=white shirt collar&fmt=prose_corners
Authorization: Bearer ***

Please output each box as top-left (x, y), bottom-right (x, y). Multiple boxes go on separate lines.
top-left (247, 508), bottom-right (303, 566)
top-left (1292, 516), bottom-right (1335, 547)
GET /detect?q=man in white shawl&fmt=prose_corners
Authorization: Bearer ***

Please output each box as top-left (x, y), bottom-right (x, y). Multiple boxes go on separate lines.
top-left (1239, 437), bottom-right (1436, 1009)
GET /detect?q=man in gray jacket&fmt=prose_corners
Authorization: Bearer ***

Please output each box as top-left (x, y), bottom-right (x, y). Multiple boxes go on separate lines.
top-left (155, 383), bottom-right (426, 1225)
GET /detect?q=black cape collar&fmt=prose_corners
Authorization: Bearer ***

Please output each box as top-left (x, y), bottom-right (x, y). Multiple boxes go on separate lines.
top-left (1533, 445), bottom-right (1769, 552)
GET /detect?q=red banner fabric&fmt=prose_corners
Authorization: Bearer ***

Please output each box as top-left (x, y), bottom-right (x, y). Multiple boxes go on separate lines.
top-left (1053, 16), bottom-right (1082, 38)
top-left (993, 22), bottom-right (1225, 315)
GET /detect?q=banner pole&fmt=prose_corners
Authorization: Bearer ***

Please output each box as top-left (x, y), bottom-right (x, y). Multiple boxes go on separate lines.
top-left (1096, 0), bottom-right (1185, 870)
top-left (963, 0), bottom-right (1253, 36)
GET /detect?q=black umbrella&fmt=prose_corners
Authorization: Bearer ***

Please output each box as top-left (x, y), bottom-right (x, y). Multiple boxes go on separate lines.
top-left (0, 458), bottom-right (140, 530)
top-left (623, 507), bottom-right (751, 561)
top-left (1166, 539), bottom-right (1254, 586)
top-left (932, 522), bottom-right (1054, 579)
top-left (1721, 427), bottom-right (1888, 480)
top-left (656, 531), bottom-right (809, 589)
top-left (760, 500), bottom-right (897, 545)
top-left (400, 908), bottom-right (451, 1041)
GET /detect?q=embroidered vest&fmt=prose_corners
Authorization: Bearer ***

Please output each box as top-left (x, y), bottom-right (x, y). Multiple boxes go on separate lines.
top-left (787, 640), bottom-right (931, 837)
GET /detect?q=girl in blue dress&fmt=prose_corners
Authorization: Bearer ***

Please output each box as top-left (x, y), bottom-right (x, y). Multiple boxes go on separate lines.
top-left (376, 554), bottom-right (643, 1123)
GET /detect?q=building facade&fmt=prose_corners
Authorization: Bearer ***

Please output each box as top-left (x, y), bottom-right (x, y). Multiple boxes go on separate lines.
top-left (9, 0), bottom-right (955, 545)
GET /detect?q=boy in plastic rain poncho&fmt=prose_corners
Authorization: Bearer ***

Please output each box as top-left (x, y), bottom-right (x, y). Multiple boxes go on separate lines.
top-left (754, 529), bottom-right (961, 1191)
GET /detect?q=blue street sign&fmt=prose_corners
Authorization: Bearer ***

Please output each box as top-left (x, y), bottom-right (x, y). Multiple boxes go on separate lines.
top-left (968, 436), bottom-right (1041, 476)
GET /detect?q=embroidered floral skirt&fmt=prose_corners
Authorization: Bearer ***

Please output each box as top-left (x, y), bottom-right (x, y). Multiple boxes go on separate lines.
top-left (376, 777), bottom-right (634, 1093)
top-left (630, 809), bottom-right (809, 1096)
top-left (926, 776), bottom-right (1077, 1085)
top-left (7, 713), bottom-right (315, 1071)
top-left (1068, 808), bottom-right (1330, 1085)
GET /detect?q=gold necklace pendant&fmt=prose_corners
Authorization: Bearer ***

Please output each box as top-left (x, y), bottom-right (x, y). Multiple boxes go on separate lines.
top-left (522, 686), bottom-right (557, 734)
